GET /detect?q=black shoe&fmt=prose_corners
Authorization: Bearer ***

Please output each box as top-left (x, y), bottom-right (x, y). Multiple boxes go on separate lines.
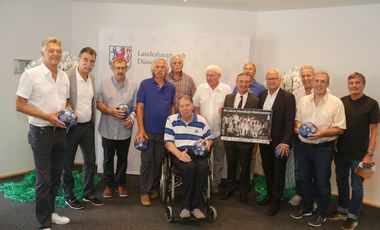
top-left (83, 193), bottom-right (104, 207)
top-left (65, 197), bottom-right (84, 210)
top-left (290, 207), bottom-right (313, 219)
top-left (266, 203), bottom-right (280, 216)
top-left (219, 189), bottom-right (234, 200)
top-left (240, 193), bottom-right (248, 204)
top-left (257, 196), bottom-right (271, 206)
top-left (307, 215), bottom-right (326, 227)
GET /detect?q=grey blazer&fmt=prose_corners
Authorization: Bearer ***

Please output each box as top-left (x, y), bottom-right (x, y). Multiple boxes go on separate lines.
top-left (66, 66), bottom-right (96, 123)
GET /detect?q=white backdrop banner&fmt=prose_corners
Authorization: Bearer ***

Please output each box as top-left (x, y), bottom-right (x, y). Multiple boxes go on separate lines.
top-left (97, 28), bottom-right (251, 174)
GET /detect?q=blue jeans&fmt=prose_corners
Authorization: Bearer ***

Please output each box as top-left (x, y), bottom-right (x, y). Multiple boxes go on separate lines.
top-left (298, 141), bottom-right (333, 216)
top-left (334, 153), bottom-right (364, 220)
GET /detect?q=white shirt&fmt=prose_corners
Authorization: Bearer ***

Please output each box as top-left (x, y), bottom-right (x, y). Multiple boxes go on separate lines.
top-left (233, 92), bottom-right (248, 108)
top-left (193, 82), bottom-right (232, 137)
top-left (75, 67), bottom-right (94, 123)
top-left (16, 63), bottom-right (70, 127)
top-left (292, 87), bottom-right (313, 104)
top-left (263, 87), bottom-right (280, 110)
top-left (296, 93), bottom-right (346, 144)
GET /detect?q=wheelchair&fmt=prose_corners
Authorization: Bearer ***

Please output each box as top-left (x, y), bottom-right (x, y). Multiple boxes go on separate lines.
top-left (159, 151), bottom-right (217, 222)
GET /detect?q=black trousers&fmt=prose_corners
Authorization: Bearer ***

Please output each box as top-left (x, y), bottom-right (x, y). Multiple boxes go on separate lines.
top-left (28, 125), bottom-right (66, 229)
top-left (259, 143), bottom-right (287, 204)
top-left (102, 137), bottom-right (131, 187)
top-left (171, 155), bottom-right (209, 210)
top-left (224, 141), bottom-right (254, 193)
top-left (62, 122), bottom-right (96, 199)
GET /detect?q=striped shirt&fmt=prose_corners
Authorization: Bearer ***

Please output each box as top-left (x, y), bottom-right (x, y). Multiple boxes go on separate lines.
top-left (167, 71), bottom-right (197, 111)
top-left (164, 113), bottom-right (212, 151)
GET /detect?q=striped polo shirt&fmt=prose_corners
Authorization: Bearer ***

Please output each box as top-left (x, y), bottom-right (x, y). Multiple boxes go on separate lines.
top-left (164, 113), bottom-right (212, 151)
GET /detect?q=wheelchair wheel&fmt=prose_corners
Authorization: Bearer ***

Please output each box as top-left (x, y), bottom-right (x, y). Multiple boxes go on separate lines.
top-left (165, 206), bottom-right (174, 222)
top-left (160, 157), bottom-right (169, 204)
top-left (206, 206), bottom-right (217, 221)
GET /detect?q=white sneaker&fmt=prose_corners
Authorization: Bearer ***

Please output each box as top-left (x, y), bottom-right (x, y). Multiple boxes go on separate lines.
top-left (42, 228), bottom-right (51, 230)
top-left (52, 213), bottom-right (70, 225)
top-left (288, 194), bottom-right (302, 206)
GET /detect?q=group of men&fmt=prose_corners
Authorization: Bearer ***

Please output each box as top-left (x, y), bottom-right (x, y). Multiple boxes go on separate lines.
top-left (15, 37), bottom-right (379, 230)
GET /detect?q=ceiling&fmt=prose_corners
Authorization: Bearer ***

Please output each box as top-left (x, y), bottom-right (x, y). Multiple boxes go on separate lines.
top-left (69, 0), bottom-right (380, 11)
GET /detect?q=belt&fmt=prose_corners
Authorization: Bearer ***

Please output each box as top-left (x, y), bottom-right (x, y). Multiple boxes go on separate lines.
top-left (77, 121), bottom-right (92, 126)
top-left (29, 124), bottom-right (64, 132)
top-left (306, 141), bottom-right (333, 148)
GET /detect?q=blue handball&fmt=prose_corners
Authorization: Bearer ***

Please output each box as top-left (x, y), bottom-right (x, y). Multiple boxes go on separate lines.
top-left (58, 109), bottom-right (77, 129)
top-left (274, 146), bottom-right (287, 159)
top-left (135, 138), bottom-right (149, 151)
top-left (299, 122), bottom-right (317, 138)
top-left (193, 141), bottom-right (208, 157)
top-left (117, 104), bottom-right (129, 119)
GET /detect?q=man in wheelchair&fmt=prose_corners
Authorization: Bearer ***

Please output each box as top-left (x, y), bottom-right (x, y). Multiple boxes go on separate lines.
top-left (164, 95), bottom-right (213, 219)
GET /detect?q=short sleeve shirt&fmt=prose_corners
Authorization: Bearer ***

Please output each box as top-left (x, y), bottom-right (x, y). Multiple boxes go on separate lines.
top-left (16, 63), bottom-right (70, 127)
top-left (137, 77), bottom-right (176, 134)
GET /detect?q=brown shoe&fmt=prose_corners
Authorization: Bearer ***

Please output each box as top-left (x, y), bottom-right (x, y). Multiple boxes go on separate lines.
top-left (150, 190), bottom-right (158, 199)
top-left (103, 186), bottom-right (113, 198)
top-left (117, 186), bottom-right (128, 198)
top-left (140, 194), bottom-right (151, 206)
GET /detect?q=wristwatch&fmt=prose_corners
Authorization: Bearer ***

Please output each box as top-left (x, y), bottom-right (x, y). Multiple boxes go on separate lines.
top-left (367, 152), bottom-right (374, 157)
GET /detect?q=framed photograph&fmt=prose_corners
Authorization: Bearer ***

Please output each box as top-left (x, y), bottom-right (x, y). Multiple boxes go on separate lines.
top-left (221, 107), bottom-right (272, 144)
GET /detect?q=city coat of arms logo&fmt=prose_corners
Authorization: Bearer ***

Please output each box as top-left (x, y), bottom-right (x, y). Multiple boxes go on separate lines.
top-left (109, 45), bottom-right (132, 70)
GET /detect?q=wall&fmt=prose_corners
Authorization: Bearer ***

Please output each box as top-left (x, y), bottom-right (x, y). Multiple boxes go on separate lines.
top-left (0, 0), bottom-right (72, 176)
top-left (254, 4), bottom-right (380, 205)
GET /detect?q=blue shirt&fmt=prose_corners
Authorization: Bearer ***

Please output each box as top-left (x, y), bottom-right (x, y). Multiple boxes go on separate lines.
top-left (233, 79), bottom-right (266, 97)
top-left (137, 77), bottom-right (176, 134)
top-left (97, 76), bottom-right (137, 140)
top-left (164, 113), bottom-right (212, 151)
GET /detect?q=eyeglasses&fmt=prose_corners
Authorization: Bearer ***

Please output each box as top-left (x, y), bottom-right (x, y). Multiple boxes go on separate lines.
top-left (113, 67), bottom-right (126, 70)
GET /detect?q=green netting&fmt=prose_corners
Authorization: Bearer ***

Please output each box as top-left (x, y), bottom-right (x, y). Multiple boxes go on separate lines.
top-left (253, 175), bottom-right (337, 202)
top-left (0, 170), bottom-right (101, 208)
top-left (253, 176), bottom-right (295, 202)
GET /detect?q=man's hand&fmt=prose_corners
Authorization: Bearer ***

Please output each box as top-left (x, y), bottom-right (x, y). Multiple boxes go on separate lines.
top-left (109, 106), bottom-right (125, 120)
top-left (362, 154), bottom-right (374, 168)
top-left (198, 139), bottom-right (213, 151)
top-left (49, 112), bottom-right (66, 128)
top-left (124, 117), bottom-right (134, 128)
top-left (135, 130), bottom-right (148, 144)
top-left (178, 149), bottom-right (191, 162)
top-left (276, 143), bottom-right (290, 158)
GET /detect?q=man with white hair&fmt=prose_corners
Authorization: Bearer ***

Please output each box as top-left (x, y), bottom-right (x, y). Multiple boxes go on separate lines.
top-left (193, 65), bottom-right (232, 194)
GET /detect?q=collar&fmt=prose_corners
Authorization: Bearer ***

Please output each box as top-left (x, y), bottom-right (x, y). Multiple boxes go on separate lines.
top-left (177, 113), bottom-right (198, 124)
top-left (268, 87), bottom-right (280, 96)
top-left (112, 76), bottom-right (126, 87)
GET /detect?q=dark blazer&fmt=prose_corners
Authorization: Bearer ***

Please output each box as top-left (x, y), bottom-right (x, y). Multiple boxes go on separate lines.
top-left (223, 92), bottom-right (259, 148)
top-left (66, 66), bottom-right (96, 123)
top-left (258, 88), bottom-right (296, 147)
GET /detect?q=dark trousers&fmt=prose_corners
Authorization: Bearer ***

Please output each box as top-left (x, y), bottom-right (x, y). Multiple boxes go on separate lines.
top-left (224, 142), bottom-right (254, 194)
top-left (102, 137), bottom-right (131, 187)
top-left (334, 153), bottom-right (364, 219)
top-left (259, 143), bottom-right (287, 204)
top-left (140, 133), bottom-right (165, 195)
top-left (62, 122), bottom-right (95, 199)
top-left (298, 141), bottom-right (333, 216)
top-left (28, 125), bottom-right (66, 229)
top-left (171, 155), bottom-right (209, 210)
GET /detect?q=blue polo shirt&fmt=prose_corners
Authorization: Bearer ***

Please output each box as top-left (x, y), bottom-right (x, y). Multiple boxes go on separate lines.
top-left (233, 79), bottom-right (266, 97)
top-left (137, 77), bottom-right (176, 134)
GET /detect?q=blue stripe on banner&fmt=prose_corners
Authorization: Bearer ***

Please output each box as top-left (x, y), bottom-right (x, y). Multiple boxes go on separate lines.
top-left (164, 128), bottom-right (175, 136)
